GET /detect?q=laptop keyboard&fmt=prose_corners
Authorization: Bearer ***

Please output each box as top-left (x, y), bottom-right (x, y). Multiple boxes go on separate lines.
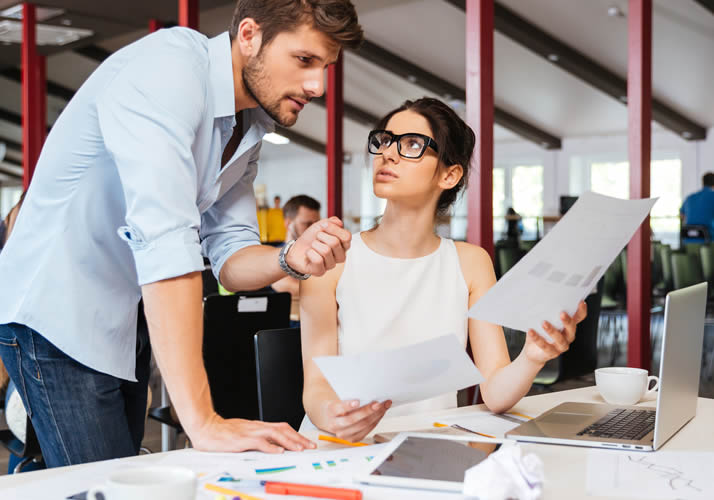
top-left (576, 408), bottom-right (655, 441)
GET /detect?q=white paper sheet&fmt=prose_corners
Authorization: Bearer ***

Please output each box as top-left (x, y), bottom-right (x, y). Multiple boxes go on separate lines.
top-left (469, 191), bottom-right (657, 339)
top-left (314, 334), bottom-right (484, 407)
top-left (586, 449), bottom-right (714, 499)
top-left (441, 411), bottom-right (530, 438)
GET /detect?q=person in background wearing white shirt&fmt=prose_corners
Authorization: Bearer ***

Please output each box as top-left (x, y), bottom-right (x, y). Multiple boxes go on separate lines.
top-left (300, 98), bottom-right (587, 442)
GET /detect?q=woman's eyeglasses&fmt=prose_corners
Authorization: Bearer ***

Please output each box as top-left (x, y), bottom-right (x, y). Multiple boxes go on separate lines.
top-left (367, 130), bottom-right (439, 159)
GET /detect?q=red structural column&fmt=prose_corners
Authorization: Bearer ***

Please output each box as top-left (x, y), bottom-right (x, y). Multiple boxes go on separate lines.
top-left (465, 0), bottom-right (495, 258)
top-left (627, 0), bottom-right (652, 370)
top-left (179, 0), bottom-right (199, 30)
top-left (22, 2), bottom-right (46, 190)
top-left (326, 53), bottom-right (344, 219)
top-left (149, 19), bottom-right (163, 32)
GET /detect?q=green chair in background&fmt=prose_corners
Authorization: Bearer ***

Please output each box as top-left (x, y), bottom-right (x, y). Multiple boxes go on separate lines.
top-left (519, 240), bottom-right (538, 252)
top-left (671, 253), bottom-right (705, 290)
top-left (496, 246), bottom-right (526, 279)
top-left (700, 245), bottom-right (714, 283)
top-left (651, 241), bottom-right (669, 298)
top-left (601, 252), bottom-right (624, 309)
top-left (660, 245), bottom-right (674, 293)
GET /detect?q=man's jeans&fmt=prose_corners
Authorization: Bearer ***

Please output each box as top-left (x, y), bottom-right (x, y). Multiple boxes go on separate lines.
top-left (0, 321), bottom-right (151, 467)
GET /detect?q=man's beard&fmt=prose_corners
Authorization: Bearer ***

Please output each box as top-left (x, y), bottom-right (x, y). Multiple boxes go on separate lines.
top-left (242, 56), bottom-right (299, 127)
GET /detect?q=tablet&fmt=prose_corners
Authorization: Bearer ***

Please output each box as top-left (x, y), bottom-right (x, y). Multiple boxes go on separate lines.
top-left (354, 432), bottom-right (512, 493)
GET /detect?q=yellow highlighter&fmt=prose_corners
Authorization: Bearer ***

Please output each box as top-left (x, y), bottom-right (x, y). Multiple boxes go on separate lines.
top-left (432, 421), bottom-right (496, 439)
top-left (318, 434), bottom-right (369, 447)
top-left (205, 483), bottom-right (264, 500)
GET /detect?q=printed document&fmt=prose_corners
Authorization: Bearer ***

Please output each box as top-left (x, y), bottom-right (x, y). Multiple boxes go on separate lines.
top-left (469, 191), bottom-right (656, 339)
top-left (314, 334), bottom-right (483, 407)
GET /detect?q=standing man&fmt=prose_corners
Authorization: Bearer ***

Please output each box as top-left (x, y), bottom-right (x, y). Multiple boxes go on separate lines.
top-left (681, 172), bottom-right (714, 242)
top-left (0, 0), bottom-right (362, 467)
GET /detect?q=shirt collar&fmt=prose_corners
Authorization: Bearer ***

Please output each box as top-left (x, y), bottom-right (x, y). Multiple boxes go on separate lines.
top-left (207, 32), bottom-right (276, 135)
top-left (208, 32), bottom-right (236, 119)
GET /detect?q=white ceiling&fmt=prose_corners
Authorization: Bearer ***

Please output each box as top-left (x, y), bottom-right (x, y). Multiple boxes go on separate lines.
top-left (0, 0), bottom-right (712, 163)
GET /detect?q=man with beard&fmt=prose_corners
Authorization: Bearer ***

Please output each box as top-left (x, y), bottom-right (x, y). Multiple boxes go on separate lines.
top-left (0, 0), bottom-right (362, 467)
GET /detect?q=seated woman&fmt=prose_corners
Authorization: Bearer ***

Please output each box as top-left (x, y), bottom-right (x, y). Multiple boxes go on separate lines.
top-left (300, 97), bottom-right (586, 442)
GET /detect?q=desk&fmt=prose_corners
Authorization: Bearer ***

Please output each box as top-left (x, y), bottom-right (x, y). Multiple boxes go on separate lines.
top-left (1, 386), bottom-right (712, 499)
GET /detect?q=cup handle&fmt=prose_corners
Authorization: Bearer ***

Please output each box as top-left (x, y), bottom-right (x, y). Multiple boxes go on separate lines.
top-left (645, 375), bottom-right (659, 396)
top-left (87, 487), bottom-right (106, 500)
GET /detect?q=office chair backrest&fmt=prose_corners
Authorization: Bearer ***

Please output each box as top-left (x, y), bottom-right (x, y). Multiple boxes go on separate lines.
top-left (660, 245), bottom-right (674, 292)
top-left (254, 328), bottom-right (305, 431)
top-left (700, 245), bottom-right (714, 283)
top-left (681, 225), bottom-right (710, 245)
top-left (203, 292), bottom-right (291, 420)
top-left (496, 246), bottom-right (526, 279)
top-left (561, 277), bottom-right (604, 379)
top-left (671, 253), bottom-right (704, 290)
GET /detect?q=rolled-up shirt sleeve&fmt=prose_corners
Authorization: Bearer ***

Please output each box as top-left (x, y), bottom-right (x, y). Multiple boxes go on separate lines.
top-left (96, 43), bottom-right (208, 286)
top-left (201, 142), bottom-right (262, 282)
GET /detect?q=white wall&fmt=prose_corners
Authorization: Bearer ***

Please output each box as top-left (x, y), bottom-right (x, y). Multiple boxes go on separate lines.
top-left (254, 142), bottom-right (366, 234)
top-left (496, 126), bottom-right (711, 217)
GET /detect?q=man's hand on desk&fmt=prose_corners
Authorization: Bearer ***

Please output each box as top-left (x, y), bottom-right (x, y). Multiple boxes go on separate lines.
top-left (321, 399), bottom-right (393, 443)
top-left (286, 216), bottom-right (351, 277)
top-left (191, 412), bottom-right (316, 453)
top-left (524, 301), bottom-right (588, 366)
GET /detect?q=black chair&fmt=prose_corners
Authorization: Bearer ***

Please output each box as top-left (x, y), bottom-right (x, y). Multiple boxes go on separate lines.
top-left (0, 415), bottom-right (43, 473)
top-left (254, 328), bottom-right (304, 431)
top-left (202, 267), bottom-right (219, 297)
top-left (203, 291), bottom-right (291, 420)
top-left (149, 291), bottom-right (291, 441)
top-left (534, 277), bottom-right (604, 385)
top-left (680, 224), bottom-right (710, 246)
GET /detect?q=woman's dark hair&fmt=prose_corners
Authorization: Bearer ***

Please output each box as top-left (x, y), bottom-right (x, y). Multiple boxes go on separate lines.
top-left (373, 97), bottom-right (476, 215)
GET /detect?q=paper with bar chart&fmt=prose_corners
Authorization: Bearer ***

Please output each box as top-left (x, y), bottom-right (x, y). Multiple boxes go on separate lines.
top-left (469, 191), bottom-right (656, 341)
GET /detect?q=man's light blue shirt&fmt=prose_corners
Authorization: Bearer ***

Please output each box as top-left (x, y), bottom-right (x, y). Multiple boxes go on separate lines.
top-left (0, 28), bottom-right (274, 381)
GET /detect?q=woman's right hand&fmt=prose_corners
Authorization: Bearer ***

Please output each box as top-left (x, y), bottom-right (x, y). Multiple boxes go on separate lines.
top-left (321, 399), bottom-right (392, 443)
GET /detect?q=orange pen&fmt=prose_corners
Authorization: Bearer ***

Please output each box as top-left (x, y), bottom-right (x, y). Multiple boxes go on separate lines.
top-left (265, 481), bottom-right (362, 500)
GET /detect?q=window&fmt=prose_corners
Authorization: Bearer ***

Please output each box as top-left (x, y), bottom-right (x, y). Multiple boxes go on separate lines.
top-left (650, 159), bottom-right (681, 245)
top-left (493, 163), bottom-right (544, 240)
top-left (569, 155), bottom-right (682, 247)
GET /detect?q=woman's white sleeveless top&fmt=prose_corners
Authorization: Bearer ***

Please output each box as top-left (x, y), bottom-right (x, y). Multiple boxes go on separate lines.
top-left (335, 232), bottom-right (470, 417)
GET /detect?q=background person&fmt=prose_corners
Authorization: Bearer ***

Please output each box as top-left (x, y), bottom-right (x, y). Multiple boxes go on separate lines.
top-left (272, 195), bottom-right (322, 325)
top-left (300, 98), bottom-right (586, 442)
top-left (680, 172), bottom-right (714, 242)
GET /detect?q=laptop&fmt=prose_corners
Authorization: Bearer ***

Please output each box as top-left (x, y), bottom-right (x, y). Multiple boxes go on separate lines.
top-left (506, 282), bottom-right (707, 451)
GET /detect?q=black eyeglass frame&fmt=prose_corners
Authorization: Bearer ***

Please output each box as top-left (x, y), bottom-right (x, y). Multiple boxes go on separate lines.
top-left (367, 129), bottom-right (439, 159)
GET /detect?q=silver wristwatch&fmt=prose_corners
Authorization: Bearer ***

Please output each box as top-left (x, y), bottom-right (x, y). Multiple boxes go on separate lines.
top-left (278, 239), bottom-right (311, 280)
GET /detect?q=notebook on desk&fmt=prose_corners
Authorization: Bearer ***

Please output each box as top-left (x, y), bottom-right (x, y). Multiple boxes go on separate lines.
top-left (506, 282), bottom-right (707, 451)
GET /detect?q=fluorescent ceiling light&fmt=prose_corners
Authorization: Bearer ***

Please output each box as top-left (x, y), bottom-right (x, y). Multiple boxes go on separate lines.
top-left (0, 20), bottom-right (93, 46)
top-left (0, 4), bottom-right (66, 22)
top-left (263, 132), bottom-right (290, 145)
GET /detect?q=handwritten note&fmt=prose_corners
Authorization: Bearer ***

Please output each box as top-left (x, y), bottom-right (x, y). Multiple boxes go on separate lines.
top-left (586, 449), bottom-right (714, 499)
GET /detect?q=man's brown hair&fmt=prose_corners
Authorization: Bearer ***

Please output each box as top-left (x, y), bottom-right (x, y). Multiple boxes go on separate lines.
top-left (283, 194), bottom-right (321, 219)
top-left (230, 0), bottom-right (363, 50)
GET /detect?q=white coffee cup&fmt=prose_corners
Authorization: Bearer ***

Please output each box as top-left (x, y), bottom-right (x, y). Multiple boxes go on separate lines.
top-left (595, 367), bottom-right (659, 405)
top-left (87, 466), bottom-right (196, 500)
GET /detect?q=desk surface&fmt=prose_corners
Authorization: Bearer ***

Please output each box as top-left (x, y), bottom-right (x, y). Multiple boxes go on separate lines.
top-left (1, 386), bottom-right (712, 499)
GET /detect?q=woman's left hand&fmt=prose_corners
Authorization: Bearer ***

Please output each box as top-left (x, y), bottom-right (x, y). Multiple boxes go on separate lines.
top-left (524, 301), bottom-right (588, 365)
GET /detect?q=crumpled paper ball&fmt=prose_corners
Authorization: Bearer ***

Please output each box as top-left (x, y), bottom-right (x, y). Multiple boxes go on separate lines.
top-left (463, 444), bottom-right (544, 500)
